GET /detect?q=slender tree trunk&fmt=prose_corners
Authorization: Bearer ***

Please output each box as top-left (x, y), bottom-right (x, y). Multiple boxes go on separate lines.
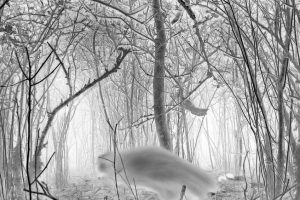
top-left (175, 110), bottom-right (182, 156)
top-left (275, 2), bottom-right (292, 194)
top-left (91, 108), bottom-right (95, 172)
top-left (152, 0), bottom-right (171, 150)
top-left (234, 102), bottom-right (243, 176)
top-left (222, 97), bottom-right (228, 171)
top-left (182, 110), bottom-right (191, 161)
top-left (293, 85), bottom-right (300, 199)
top-left (264, 132), bottom-right (275, 199)
top-left (205, 118), bottom-right (214, 169)
top-left (276, 81), bottom-right (285, 195)
top-left (295, 140), bottom-right (300, 199)
top-left (128, 1), bottom-right (136, 147)
top-left (180, 85), bottom-right (191, 161)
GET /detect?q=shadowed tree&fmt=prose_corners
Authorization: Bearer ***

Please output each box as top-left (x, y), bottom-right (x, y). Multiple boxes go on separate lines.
top-left (152, 0), bottom-right (172, 150)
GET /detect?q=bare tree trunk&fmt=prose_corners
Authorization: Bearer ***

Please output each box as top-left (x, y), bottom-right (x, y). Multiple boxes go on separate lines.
top-left (222, 97), bottom-right (228, 171)
top-left (152, 0), bottom-right (171, 150)
top-left (264, 132), bottom-right (275, 199)
top-left (90, 106), bottom-right (96, 172)
top-left (276, 75), bottom-right (285, 195)
top-left (234, 102), bottom-right (243, 177)
top-left (294, 101), bottom-right (300, 199)
top-left (128, 1), bottom-right (136, 147)
top-left (181, 90), bottom-right (191, 161)
top-left (123, 67), bottom-right (136, 147)
top-left (205, 118), bottom-right (214, 169)
top-left (275, 2), bottom-right (292, 194)
top-left (52, 105), bottom-right (73, 188)
top-left (175, 110), bottom-right (183, 156)
top-left (182, 110), bottom-right (191, 161)
top-left (295, 142), bottom-right (300, 199)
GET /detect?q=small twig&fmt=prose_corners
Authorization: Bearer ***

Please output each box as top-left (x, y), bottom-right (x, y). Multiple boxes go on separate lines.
top-left (25, 47), bottom-right (33, 200)
top-left (30, 152), bottom-right (55, 185)
top-left (47, 43), bottom-right (68, 77)
top-left (112, 123), bottom-right (120, 200)
top-left (31, 51), bottom-right (54, 80)
top-left (31, 63), bottom-right (61, 86)
top-left (0, 0), bottom-right (9, 10)
top-left (91, 0), bottom-right (144, 24)
top-left (15, 51), bottom-right (29, 80)
top-left (23, 188), bottom-right (58, 200)
top-left (273, 184), bottom-right (297, 200)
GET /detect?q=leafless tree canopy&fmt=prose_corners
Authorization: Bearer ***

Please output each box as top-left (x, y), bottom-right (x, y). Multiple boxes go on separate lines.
top-left (0, 0), bottom-right (300, 199)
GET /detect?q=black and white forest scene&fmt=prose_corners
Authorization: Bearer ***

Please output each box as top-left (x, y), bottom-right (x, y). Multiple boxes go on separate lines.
top-left (0, 0), bottom-right (299, 199)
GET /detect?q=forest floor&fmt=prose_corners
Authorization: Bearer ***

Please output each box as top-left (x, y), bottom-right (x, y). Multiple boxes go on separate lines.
top-left (53, 177), bottom-right (292, 200)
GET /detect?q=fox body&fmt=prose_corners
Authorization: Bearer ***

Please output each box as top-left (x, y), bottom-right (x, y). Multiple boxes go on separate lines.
top-left (98, 147), bottom-right (217, 200)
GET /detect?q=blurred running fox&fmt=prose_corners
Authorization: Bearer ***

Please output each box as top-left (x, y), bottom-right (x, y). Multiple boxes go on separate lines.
top-left (97, 147), bottom-right (217, 200)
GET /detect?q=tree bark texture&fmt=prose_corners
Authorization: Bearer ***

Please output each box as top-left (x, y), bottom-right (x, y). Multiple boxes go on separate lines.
top-left (275, 2), bottom-right (292, 194)
top-left (152, 0), bottom-right (172, 150)
top-left (295, 143), bottom-right (300, 199)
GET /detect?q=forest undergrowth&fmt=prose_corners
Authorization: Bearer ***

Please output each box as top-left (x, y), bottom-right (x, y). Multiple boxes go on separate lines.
top-left (53, 178), bottom-right (287, 200)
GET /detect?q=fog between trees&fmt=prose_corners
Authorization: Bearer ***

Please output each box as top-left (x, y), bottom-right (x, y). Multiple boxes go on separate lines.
top-left (0, 0), bottom-right (299, 199)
